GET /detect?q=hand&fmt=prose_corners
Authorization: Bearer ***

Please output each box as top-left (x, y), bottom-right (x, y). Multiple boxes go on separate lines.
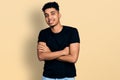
top-left (63, 47), bottom-right (69, 56)
top-left (56, 47), bottom-right (69, 61)
top-left (37, 42), bottom-right (51, 53)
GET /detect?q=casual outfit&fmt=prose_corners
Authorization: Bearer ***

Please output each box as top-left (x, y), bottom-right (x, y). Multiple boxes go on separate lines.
top-left (38, 26), bottom-right (80, 80)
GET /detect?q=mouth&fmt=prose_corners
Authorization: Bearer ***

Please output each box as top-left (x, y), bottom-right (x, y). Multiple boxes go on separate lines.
top-left (48, 20), bottom-right (54, 25)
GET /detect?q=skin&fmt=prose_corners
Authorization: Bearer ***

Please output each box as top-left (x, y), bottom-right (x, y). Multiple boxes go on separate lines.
top-left (37, 8), bottom-right (80, 63)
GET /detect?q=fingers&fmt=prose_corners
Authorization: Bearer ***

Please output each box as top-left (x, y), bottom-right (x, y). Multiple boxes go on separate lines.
top-left (63, 47), bottom-right (70, 55)
top-left (37, 42), bottom-right (51, 53)
top-left (38, 42), bottom-right (46, 46)
top-left (37, 44), bottom-right (45, 53)
top-left (38, 49), bottom-right (44, 53)
top-left (37, 42), bottom-right (46, 49)
top-left (37, 44), bottom-right (45, 50)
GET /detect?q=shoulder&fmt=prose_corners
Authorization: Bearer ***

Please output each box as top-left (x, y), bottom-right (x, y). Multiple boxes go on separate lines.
top-left (38, 27), bottom-right (51, 38)
top-left (39, 27), bottom-right (50, 34)
top-left (63, 25), bottom-right (78, 32)
top-left (40, 27), bottom-right (50, 32)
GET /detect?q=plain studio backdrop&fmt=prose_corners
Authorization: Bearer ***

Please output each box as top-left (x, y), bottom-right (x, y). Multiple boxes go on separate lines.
top-left (0, 0), bottom-right (120, 80)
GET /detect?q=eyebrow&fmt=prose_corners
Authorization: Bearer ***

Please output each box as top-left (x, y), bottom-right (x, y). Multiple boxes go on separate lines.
top-left (51, 11), bottom-right (55, 13)
top-left (44, 10), bottom-right (56, 14)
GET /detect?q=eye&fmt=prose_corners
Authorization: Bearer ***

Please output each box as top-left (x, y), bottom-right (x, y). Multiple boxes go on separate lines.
top-left (44, 13), bottom-right (49, 17)
top-left (51, 11), bottom-right (55, 15)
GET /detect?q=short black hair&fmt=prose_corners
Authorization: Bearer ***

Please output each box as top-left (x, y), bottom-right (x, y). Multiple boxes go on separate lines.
top-left (42, 2), bottom-right (59, 12)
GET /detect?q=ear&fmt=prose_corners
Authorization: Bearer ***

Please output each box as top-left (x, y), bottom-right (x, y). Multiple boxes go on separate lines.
top-left (59, 12), bottom-right (61, 18)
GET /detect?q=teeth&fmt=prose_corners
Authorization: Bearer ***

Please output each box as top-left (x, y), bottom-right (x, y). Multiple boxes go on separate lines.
top-left (50, 21), bottom-right (53, 23)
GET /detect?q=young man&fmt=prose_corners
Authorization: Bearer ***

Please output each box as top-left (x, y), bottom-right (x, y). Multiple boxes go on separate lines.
top-left (37, 2), bottom-right (80, 80)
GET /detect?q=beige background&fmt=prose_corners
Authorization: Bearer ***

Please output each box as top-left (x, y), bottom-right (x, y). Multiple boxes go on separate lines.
top-left (0, 0), bottom-right (120, 80)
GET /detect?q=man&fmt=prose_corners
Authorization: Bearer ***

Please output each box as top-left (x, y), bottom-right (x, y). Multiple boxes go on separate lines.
top-left (37, 2), bottom-right (80, 80)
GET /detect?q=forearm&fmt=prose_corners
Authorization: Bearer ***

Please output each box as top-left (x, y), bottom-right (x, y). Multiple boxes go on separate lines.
top-left (57, 54), bottom-right (78, 63)
top-left (37, 50), bottom-right (65, 61)
top-left (57, 43), bottom-right (80, 63)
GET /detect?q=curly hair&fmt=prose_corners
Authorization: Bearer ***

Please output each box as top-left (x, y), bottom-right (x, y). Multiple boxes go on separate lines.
top-left (42, 2), bottom-right (59, 12)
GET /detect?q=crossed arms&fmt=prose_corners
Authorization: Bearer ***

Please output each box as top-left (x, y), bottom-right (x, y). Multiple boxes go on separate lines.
top-left (37, 42), bottom-right (80, 63)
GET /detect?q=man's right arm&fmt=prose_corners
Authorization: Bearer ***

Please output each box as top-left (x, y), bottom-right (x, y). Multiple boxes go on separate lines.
top-left (37, 42), bottom-right (69, 61)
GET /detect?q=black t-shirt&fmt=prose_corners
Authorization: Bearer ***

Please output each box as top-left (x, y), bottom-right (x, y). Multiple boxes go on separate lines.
top-left (38, 26), bottom-right (80, 78)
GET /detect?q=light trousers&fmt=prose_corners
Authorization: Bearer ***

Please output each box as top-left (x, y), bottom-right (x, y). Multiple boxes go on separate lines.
top-left (42, 76), bottom-right (75, 80)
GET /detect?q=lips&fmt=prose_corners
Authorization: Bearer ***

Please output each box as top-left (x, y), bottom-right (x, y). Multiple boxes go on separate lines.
top-left (48, 20), bottom-right (54, 24)
top-left (50, 21), bottom-right (53, 24)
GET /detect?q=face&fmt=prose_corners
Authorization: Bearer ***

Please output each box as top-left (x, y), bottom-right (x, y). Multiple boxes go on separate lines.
top-left (44, 8), bottom-right (61, 27)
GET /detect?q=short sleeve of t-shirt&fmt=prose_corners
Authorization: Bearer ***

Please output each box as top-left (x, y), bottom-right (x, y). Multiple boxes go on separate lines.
top-left (38, 30), bottom-right (46, 42)
top-left (69, 28), bottom-right (80, 44)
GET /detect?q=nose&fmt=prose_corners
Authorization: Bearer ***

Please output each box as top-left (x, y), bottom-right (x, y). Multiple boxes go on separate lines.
top-left (48, 15), bottom-right (52, 20)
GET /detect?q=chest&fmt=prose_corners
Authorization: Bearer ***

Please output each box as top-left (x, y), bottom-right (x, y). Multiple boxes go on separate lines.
top-left (46, 32), bottom-right (70, 51)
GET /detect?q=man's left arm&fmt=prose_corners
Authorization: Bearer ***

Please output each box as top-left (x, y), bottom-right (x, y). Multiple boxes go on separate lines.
top-left (57, 42), bottom-right (80, 63)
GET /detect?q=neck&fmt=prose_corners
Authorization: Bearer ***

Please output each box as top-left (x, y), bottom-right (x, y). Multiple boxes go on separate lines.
top-left (51, 23), bottom-right (63, 33)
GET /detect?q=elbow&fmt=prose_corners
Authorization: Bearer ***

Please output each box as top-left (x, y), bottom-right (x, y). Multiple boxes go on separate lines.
top-left (37, 50), bottom-right (45, 61)
top-left (70, 55), bottom-right (78, 63)
top-left (38, 54), bottom-right (45, 61)
top-left (39, 57), bottom-right (44, 61)
top-left (37, 53), bottom-right (45, 61)
top-left (71, 59), bottom-right (77, 63)
top-left (71, 58), bottom-right (77, 63)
